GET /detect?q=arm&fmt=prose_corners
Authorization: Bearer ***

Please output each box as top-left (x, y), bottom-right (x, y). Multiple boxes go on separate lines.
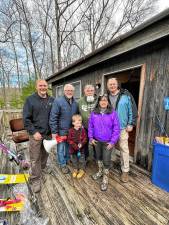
top-left (127, 96), bottom-right (133, 126)
top-left (109, 112), bottom-right (120, 145)
top-left (80, 128), bottom-right (88, 148)
top-left (88, 113), bottom-right (94, 142)
top-left (23, 98), bottom-right (37, 135)
top-left (49, 99), bottom-right (60, 135)
top-left (126, 96), bottom-right (133, 132)
top-left (78, 99), bottom-right (82, 114)
top-left (88, 113), bottom-right (97, 146)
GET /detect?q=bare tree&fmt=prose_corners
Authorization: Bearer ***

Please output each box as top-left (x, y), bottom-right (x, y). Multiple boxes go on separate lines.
top-left (0, 0), bottom-right (159, 93)
top-left (13, 0), bottom-right (41, 79)
top-left (78, 0), bottom-right (158, 52)
top-left (54, 0), bottom-right (85, 69)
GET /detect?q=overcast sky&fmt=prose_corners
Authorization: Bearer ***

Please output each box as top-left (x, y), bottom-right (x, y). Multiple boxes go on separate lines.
top-left (158, 0), bottom-right (169, 11)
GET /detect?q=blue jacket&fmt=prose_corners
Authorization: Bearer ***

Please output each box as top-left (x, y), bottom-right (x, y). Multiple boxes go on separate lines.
top-left (49, 96), bottom-right (78, 136)
top-left (114, 94), bottom-right (133, 130)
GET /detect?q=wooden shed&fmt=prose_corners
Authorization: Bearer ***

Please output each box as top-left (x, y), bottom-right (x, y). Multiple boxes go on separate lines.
top-left (46, 9), bottom-right (169, 171)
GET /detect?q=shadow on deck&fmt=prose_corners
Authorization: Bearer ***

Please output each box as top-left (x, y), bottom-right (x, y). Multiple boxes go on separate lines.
top-left (1, 139), bottom-right (169, 225)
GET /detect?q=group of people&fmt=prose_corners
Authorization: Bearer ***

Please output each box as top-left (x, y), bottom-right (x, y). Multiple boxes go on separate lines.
top-left (23, 78), bottom-right (137, 193)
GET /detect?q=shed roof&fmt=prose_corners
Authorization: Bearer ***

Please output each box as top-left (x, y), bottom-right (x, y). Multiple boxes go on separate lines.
top-left (47, 8), bottom-right (169, 84)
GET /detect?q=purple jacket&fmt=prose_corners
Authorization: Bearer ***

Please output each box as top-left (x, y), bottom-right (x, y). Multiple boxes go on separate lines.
top-left (88, 111), bottom-right (120, 145)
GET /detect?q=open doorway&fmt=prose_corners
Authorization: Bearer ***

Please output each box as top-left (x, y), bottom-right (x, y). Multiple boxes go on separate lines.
top-left (105, 67), bottom-right (141, 157)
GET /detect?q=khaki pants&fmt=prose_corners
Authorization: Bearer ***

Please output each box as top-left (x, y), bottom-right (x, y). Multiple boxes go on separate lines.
top-left (29, 136), bottom-right (49, 181)
top-left (118, 129), bottom-right (129, 172)
top-left (111, 129), bottom-right (129, 172)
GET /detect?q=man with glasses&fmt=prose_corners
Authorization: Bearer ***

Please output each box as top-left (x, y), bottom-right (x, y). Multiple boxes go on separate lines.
top-left (49, 84), bottom-right (78, 174)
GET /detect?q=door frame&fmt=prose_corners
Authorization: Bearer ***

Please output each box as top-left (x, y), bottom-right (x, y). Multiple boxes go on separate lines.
top-left (102, 64), bottom-right (146, 162)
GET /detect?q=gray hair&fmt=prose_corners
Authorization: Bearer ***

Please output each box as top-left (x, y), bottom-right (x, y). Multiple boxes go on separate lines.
top-left (107, 77), bottom-right (119, 84)
top-left (64, 84), bottom-right (75, 91)
top-left (84, 84), bottom-right (95, 90)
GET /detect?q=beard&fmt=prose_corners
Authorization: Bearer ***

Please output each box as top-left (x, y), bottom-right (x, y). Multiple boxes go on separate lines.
top-left (86, 96), bottom-right (94, 103)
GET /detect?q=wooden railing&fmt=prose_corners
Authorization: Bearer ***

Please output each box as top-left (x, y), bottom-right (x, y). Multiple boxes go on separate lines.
top-left (0, 110), bottom-right (4, 139)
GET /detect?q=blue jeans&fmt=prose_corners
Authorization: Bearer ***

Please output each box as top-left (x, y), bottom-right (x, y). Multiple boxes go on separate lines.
top-left (56, 141), bottom-right (70, 167)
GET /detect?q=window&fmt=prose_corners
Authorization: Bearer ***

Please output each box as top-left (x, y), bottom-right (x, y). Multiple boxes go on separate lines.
top-left (56, 85), bottom-right (63, 97)
top-left (55, 81), bottom-right (81, 100)
top-left (72, 81), bottom-right (81, 100)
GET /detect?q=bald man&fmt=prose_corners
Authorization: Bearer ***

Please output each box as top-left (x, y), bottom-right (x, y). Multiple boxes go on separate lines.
top-left (23, 79), bottom-right (54, 193)
top-left (49, 84), bottom-right (78, 174)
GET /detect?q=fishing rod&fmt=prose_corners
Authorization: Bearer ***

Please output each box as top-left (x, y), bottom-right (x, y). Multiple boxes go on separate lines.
top-left (0, 198), bottom-right (21, 207)
top-left (154, 110), bottom-right (168, 137)
top-left (0, 141), bottom-right (30, 170)
top-left (21, 168), bottom-right (41, 217)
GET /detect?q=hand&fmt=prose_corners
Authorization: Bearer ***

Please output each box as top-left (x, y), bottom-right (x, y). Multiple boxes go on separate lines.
top-left (126, 125), bottom-right (133, 132)
top-left (78, 143), bottom-right (82, 148)
top-left (33, 132), bottom-right (42, 141)
top-left (91, 139), bottom-right (97, 146)
top-left (52, 133), bottom-right (58, 139)
top-left (106, 143), bottom-right (114, 150)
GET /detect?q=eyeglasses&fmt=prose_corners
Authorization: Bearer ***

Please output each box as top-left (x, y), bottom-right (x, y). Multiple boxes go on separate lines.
top-left (99, 94), bottom-right (108, 97)
top-left (64, 89), bottom-right (74, 92)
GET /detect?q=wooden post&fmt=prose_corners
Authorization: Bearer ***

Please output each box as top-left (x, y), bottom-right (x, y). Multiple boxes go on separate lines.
top-left (134, 63), bottom-right (146, 163)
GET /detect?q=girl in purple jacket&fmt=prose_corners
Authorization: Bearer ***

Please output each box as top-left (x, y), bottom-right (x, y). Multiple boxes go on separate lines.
top-left (88, 94), bottom-right (120, 191)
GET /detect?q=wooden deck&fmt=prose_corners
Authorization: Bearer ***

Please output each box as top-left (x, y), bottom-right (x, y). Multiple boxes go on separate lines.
top-left (1, 139), bottom-right (169, 225)
top-left (37, 157), bottom-right (169, 225)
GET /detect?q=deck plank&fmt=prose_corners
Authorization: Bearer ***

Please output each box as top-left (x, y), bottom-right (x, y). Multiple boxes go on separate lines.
top-left (1, 143), bottom-right (169, 225)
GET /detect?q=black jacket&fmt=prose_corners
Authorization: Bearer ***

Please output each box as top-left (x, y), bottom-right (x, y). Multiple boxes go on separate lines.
top-left (23, 93), bottom-right (54, 135)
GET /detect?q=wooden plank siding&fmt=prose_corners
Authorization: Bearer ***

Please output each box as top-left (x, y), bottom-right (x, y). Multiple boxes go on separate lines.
top-left (50, 37), bottom-right (169, 170)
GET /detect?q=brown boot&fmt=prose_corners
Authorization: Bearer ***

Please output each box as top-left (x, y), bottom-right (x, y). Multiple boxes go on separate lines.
top-left (42, 166), bottom-right (53, 174)
top-left (121, 172), bottom-right (129, 183)
top-left (32, 180), bottom-right (41, 193)
top-left (61, 166), bottom-right (69, 174)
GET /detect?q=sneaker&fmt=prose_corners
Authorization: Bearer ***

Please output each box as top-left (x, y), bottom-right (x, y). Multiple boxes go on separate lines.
top-left (61, 166), bottom-right (69, 174)
top-left (72, 169), bottom-right (78, 178)
top-left (77, 169), bottom-right (85, 179)
top-left (32, 180), bottom-right (41, 193)
top-left (121, 172), bottom-right (129, 183)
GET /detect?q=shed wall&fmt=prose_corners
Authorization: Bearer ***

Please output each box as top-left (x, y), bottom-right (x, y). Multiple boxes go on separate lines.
top-left (52, 37), bottom-right (169, 170)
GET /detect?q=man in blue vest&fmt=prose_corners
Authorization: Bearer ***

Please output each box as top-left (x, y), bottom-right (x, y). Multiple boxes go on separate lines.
top-left (49, 84), bottom-right (78, 174)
